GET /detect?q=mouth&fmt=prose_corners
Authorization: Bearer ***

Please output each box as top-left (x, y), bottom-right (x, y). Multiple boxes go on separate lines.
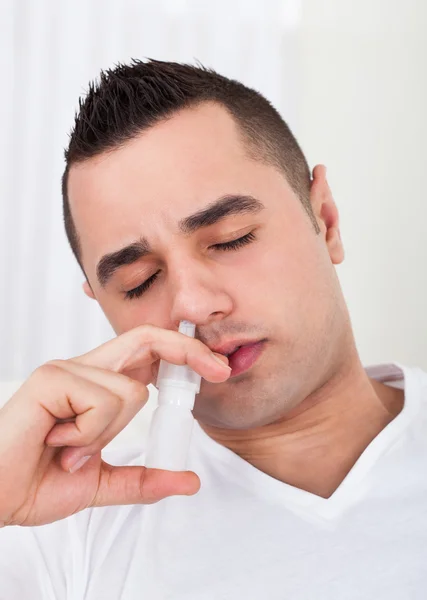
top-left (211, 339), bottom-right (267, 377)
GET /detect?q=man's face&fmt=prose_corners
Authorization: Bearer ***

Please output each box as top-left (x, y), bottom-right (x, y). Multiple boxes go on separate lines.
top-left (68, 103), bottom-right (347, 429)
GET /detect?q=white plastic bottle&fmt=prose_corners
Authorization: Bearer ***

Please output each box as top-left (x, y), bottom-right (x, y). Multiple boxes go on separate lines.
top-left (144, 320), bottom-right (201, 471)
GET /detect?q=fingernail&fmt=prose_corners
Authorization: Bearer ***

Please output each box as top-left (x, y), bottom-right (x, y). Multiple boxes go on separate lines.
top-left (210, 353), bottom-right (231, 370)
top-left (69, 455), bottom-right (92, 474)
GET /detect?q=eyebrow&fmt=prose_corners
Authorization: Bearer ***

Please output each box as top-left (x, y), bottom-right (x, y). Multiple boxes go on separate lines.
top-left (96, 194), bottom-right (265, 288)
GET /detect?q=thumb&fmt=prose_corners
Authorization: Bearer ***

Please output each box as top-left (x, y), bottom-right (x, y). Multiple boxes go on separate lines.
top-left (92, 461), bottom-right (201, 507)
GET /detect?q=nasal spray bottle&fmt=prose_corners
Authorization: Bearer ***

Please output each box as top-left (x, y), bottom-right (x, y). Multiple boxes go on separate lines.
top-left (145, 320), bottom-right (201, 471)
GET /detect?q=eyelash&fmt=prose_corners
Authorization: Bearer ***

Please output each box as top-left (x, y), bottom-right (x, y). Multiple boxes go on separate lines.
top-left (124, 231), bottom-right (256, 300)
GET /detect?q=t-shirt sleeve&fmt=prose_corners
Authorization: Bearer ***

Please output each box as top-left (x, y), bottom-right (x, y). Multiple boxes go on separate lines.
top-left (0, 519), bottom-right (70, 600)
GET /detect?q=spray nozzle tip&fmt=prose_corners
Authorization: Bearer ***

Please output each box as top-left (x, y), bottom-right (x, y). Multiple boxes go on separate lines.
top-left (178, 320), bottom-right (196, 338)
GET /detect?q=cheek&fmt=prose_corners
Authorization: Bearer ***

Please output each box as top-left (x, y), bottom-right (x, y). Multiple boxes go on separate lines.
top-left (247, 238), bottom-right (333, 328)
top-left (246, 242), bottom-right (309, 301)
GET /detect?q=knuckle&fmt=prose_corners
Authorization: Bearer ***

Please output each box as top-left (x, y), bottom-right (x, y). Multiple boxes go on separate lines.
top-left (32, 362), bottom-right (63, 382)
top-left (45, 359), bottom-right (65, 368)
top-left (136, 323), bottom-right (156, 344)
top-left (102, 391), bottom-right (122, 415)
top-left (125, 378), bottom-right (148, 405)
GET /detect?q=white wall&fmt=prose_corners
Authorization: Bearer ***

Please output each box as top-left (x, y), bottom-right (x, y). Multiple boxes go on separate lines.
top-left (299, 0), bottom-right (427, 369)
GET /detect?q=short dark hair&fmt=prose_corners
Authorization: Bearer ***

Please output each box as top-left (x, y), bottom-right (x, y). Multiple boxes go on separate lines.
top-left (62, 58), bottom-right (319, 273)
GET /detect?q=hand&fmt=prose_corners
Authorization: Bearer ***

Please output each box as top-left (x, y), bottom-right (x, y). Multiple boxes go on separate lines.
top-left (0, 324), bottom-right (230, 527)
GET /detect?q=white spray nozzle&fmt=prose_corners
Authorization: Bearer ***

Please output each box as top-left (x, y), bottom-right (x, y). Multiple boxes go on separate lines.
top-left (145, 321), bottom-right (201, 470)
top-left (178, 320), bottom-right (196, 336)
top-left (156, 320), bottom-right (201, 402)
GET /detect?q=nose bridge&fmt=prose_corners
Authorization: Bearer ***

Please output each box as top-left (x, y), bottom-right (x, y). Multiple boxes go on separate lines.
top-left (168, 255), bottom-right (232, 325)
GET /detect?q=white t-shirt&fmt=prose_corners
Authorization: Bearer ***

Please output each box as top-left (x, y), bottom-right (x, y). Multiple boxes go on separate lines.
top-left (1, 363), bottom-right (427, 600)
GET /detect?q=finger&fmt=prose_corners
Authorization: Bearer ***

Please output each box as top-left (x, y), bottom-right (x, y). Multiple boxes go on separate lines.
top-left (73, 324), bottom-right (231, 382)
top-left (92, 461), bottom-right (201, 507)
top-left (44, 360), bottom-right (148, 464)
top-left (40, 365), bottom-right (123, 455)
top-left (45, 379), bottom-right (147, 471)
top-left (46, 359), bottom-right (149, 421)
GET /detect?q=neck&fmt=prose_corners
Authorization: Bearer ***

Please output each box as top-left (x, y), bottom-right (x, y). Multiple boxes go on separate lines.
top-left (199, 360), bottom-right (404, 499)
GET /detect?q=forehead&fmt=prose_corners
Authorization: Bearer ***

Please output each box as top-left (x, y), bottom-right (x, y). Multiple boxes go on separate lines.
top-left (67, 102), bottom-right (289, 272)
top-left (68, 102), bottom-right (249, 208)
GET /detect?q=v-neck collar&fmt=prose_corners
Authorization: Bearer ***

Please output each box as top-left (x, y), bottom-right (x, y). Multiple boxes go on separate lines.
top-left (192, 363), bottom-right (422, 522)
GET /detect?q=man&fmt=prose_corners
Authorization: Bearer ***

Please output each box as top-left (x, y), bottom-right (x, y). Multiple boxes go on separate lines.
top-left (0, 59), bottom-right (426, 599)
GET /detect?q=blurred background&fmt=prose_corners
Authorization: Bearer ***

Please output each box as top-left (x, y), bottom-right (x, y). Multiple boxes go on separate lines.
top-left (1, 0), bottom-right (426, 395)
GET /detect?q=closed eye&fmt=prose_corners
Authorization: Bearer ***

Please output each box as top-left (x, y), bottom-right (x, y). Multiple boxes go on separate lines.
top-left (211, 230), bottom-right (256, 251)
top-left (123, 231), bottom-right (256, 300)
top-left (124, 271), bottom-right (160, 301)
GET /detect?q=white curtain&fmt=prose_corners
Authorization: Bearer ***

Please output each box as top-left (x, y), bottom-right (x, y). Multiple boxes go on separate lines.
top-left (1, 0), bottom-right (301, 379)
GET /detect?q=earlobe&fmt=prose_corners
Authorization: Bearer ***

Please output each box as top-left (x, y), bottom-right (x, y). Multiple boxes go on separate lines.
top-left (82, 280), bottom-right (96, 299)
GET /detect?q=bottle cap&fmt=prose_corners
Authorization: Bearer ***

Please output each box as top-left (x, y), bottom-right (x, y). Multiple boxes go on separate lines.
top-left (155, 321), bottom-right (202, 394)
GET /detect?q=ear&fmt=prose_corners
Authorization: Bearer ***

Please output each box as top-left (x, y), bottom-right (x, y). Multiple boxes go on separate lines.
top-left (310, 164), bottom-right (344, 265)
top-left (82, 280), bottom-right (96, 299)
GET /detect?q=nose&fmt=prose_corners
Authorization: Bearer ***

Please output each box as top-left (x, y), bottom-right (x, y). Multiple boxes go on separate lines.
top-left (168, 258), bottom-right (233, 327)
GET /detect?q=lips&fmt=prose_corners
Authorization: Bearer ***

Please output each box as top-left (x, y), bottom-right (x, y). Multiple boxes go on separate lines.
top-left (210, 339), bottom-right (267, 377)
top-left (210, 339), bottom-right (262, 357)
top-left (226, 346), bottom-right (242, 358)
